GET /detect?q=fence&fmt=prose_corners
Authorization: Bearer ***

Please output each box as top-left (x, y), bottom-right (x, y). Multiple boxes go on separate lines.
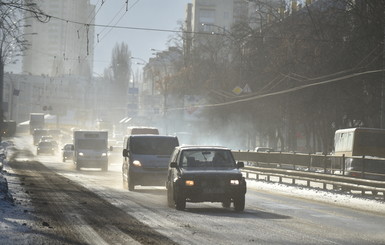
top-left (232, 151), bottom-right (385, 199)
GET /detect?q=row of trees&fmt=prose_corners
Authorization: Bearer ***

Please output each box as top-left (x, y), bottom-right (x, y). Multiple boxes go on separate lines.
top-left (0, 0), bottom-right (46, 142)
top-left (164, 0), bottom-right (385, 152)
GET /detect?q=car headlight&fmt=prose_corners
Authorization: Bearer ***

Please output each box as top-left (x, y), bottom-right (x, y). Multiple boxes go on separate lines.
top-left (133, 160), bottom-right (141, 167)
top-left (230, 179), bottom-right (240, 185)
top-left (102, 152), bottom-right (107, 157)
top-left (79, 152), bottom-right (84, 156)
top-left (185, 180), bottom-right (195, 186)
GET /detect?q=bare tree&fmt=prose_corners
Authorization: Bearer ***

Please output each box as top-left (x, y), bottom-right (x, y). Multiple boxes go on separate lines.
top-left (0, 0), bottom-right (46, 142)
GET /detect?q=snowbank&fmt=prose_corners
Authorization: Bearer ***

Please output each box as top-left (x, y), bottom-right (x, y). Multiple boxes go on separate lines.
top-left (247, 179), bottom-right (385, 214)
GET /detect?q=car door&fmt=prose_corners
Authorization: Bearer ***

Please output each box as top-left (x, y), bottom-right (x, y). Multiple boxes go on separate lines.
top-left (167, 149), bottom-right (179, 186)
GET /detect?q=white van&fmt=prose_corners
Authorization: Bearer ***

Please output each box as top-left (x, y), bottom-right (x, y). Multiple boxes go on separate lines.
top-left (126, 126), bottom-right (159, 135)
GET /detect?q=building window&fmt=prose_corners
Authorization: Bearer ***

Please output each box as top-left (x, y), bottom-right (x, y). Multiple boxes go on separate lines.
top-left (199, 8), bottom-right (215, 23)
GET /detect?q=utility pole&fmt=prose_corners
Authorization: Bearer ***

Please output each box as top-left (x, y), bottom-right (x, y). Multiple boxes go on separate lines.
top-left (0, 52), bottom-right (3, 143)
top-left (381, 6), bottom-right (385, 129)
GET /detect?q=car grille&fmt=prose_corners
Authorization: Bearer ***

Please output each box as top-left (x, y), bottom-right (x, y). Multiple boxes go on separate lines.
top-left (200, 178), bottom-right (226, 188)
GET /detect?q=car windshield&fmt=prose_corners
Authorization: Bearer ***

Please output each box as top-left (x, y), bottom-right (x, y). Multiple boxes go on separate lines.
top-left (39, 142), bottom-right (53, 147)
top-left (130, 137), bottom-right (178, 155)
top-left (180, 149), bottom-right (235, 168)
top-left (78, 139), bottom-right (106, 150)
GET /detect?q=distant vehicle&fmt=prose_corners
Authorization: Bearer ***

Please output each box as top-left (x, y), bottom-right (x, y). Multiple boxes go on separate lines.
top-left (29, 113), bottom-right (45, 135)
top-left (1, 120), bottom-right (16, 137)
top-left (37, 141), bottom-right (55, 155)
top-left (33, 129), bottom-right (49, 145)
top-left (73, 131), bottom-right (110, 171)
top-left (40, 135), bottom-right (54, 142)
top-left (255, 147), bottom-right (274, 152)
top-left (122, 135), bottom-right (179, 191)
top-left (333, 127), bottom-right (385, 180)
top-left (62, 143), bottom-right (74, 162)
top-left (126, 126), bottom-right (159, 135)
top-left (166, 146), bottom-right (246, 211)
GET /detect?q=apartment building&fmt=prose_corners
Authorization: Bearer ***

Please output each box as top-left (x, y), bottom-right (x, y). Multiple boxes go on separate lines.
top-left (22, 0), bottom-right (95, 77)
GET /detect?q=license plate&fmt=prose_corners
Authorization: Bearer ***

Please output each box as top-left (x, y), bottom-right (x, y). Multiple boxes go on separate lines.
top-left (203, 188), bottom-right (224, 194)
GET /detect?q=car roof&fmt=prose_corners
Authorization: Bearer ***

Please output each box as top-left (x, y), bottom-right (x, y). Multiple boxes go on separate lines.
top-left (128, 135), bottom-right (177, 139)
top-left (39, 141), bottom-right (53, 145)
top-left (175, 145), bottom-right (231, 151)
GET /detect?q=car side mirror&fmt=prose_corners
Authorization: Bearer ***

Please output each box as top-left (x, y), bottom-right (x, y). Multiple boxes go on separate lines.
top-left (237, 161), bottom-right (244, 169)
top-left (122, 149), bottom-right (128, 157)
top-left (170, 162), bottom-right (178, 168)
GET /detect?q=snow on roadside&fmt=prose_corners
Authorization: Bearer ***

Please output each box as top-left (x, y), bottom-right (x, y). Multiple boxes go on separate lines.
top-left (247, 179), bottom-right (385, 214)
top-left (0, 168), bottom-right (38, 243)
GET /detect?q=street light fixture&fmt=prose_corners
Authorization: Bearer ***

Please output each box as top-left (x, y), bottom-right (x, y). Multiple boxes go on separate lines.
top-left (130, 56), bottom-right (147, 64)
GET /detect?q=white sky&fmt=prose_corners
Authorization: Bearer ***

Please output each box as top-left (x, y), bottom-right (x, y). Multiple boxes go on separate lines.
top-left (90, 0), bottom-right (191, 75)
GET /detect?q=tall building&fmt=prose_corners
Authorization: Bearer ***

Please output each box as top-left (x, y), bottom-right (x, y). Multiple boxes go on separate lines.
top-left (22, 0), bottom-right (95, 77)
top-left (192, 0), bottom-right (234, 33)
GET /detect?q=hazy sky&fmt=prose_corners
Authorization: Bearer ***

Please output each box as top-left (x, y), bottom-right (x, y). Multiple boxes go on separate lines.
top-left (90, 0), bottom-right (191, 75)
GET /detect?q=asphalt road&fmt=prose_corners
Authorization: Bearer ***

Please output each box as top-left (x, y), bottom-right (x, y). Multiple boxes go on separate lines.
top-left (5, 135), bottom-right (385, 244)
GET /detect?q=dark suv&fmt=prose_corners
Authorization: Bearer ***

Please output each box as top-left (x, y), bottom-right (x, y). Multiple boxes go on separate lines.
top-left (166, 146), bottom-right (246, 211)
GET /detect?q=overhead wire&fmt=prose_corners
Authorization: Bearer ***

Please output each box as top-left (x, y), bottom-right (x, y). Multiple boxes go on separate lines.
top-left (9, 1), bottom-right (384, 92)
top-left (98, 0), bottom-right (143, 43)
top-left (168, 68), bottom-right (385, 112)
top-left (96, 2), bottom-right (126, 42)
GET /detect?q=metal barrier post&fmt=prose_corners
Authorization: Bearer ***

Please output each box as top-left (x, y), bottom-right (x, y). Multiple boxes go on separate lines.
top-left (342, 154), bottom-right (345, 176)
top-left (324, 155), bottom-right (327, 173)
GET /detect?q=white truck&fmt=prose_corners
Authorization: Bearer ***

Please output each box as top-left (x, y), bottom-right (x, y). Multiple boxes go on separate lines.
top-left (29, 113), bottom-right (45, 134)
top-left (73, 131), bottom-right (110, 171)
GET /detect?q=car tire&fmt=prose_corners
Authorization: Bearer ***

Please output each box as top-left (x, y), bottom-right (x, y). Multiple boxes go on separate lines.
top-left (101, 164), bottom-right (108, 172)
top-left (222, 199), bottom-right (231, 208)
top-left (76, 164), bottom-right (80, 171)
top-left (175, 192), bottom-right (186, 210)
top-left (128, 173), bottom-right (135, 191)
top-left (233, 195), bottom-right (245, 212)
top-left (167, 184), bottom-right (174, 208)
top-left (63, 158), bottom-right (66, 162)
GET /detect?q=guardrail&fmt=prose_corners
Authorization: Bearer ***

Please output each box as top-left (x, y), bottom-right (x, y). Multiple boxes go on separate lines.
top-left (232, 151), bottom-right (385, 199)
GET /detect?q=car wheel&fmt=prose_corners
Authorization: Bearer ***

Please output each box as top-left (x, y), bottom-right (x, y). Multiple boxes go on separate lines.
top-left (222, 199), bottom-right (231, 208)
top-left (167, 184), bottom-right (174, 208)
top-left (175, 192), bottom-right (186, 210)
top-left (101, 164), bottom-right (108, 172)
top-left (127, 173), bottom-right (135, 191)
top-left (76, 164), bottom-right (80, 171)
top-left (233, 195), bottom-right (245, 212)
top-left (63, 157), bottom-right (66, 162)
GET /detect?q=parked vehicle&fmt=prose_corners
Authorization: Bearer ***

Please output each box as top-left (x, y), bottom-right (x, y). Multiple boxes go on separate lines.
top-left (333, 127), bottom-right (385, 180)
top-left (122, 135), bottom-right (179, 191)
top-left (1, 120), bottom-right (16, 137)
top-left (37, 141), bottom-right (55, 155)
top-left (255, 147), bottom-right (275, 152)
top-left (166, 146), bottom-right (246, 211)
top-left (62, 143), bottom-right (74, 162)
top-left (73, 131), bottom-right (110, 171)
